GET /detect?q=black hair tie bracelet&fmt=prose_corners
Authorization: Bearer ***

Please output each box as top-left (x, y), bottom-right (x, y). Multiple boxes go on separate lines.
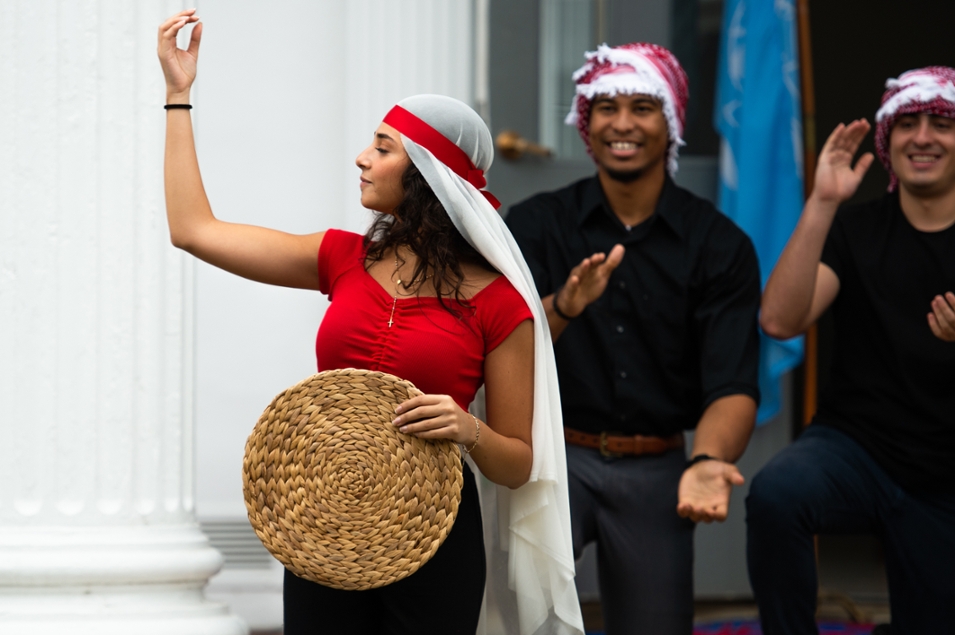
top-left (552, 285), bottom-right (578, 321)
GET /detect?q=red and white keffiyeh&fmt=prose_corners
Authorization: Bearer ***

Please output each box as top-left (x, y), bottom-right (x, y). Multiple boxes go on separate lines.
top-left (874, 66), bottom-right (955, 191)
top-left (565, 42), bottom-right (689, 175)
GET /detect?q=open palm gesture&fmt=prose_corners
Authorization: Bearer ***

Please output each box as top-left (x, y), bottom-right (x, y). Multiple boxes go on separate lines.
top-left (157, 9), bottom-right (202, 98)
top-left (812, 119), bottom-right (874, 204)
top-left (558, 244), bottom-right (626, 317)
top-left (677, 459), bottom-right (745, 523)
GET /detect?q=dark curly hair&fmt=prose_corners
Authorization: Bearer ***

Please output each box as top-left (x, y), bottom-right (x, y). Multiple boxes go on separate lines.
top-left (363, 162), bottom-right (497, 319)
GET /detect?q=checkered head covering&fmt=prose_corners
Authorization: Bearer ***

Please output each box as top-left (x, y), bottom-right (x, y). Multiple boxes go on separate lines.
top-left (565, 42), bottom-right (689, 175)
top-left (874, 66), bottom-right (955, 191)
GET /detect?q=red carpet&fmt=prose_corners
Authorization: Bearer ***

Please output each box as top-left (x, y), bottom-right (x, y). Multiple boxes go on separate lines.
top-left (691, 621), bottom-right (876, 635)
top-left (586, 622), bottom-right (878, 635)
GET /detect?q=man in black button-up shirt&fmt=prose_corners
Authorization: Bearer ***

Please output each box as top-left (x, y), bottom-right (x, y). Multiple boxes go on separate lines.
top-left (505, 43), bottom-right (760, 634)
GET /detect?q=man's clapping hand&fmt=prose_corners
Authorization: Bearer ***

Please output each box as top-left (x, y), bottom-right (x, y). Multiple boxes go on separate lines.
top-left (928, 292), bottom-right (955, 342)
top-left (555, 244), bottom-right (626, 318)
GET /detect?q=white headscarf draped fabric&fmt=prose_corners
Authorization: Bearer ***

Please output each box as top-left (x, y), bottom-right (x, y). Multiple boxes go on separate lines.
top-left (382, 94), bottom-right (584, 635)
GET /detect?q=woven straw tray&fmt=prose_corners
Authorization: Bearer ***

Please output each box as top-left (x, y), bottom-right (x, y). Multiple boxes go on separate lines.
top-left (243, 368), bottom-right (463, 590)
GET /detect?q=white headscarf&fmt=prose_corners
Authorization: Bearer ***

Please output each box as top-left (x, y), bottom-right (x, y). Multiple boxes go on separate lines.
top-left (383, 94), bottom-right (583, 635)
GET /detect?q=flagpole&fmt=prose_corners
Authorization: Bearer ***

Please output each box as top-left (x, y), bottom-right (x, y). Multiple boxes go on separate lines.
top-left (796, 0), bottom-right (818, 427)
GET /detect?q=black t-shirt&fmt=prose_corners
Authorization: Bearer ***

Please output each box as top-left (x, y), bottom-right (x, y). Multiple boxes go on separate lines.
top-left (818, 192), bottom-right (955, 492)
top-left (506, 175), bottom-right (761, 436)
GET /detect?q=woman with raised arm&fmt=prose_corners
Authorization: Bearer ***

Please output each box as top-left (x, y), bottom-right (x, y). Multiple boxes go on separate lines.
top-left (157, 10), bottom-right (582, 635)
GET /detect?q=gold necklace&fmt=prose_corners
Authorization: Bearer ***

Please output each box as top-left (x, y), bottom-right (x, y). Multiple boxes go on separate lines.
top-left (387, 258), bottom-right (432, 328)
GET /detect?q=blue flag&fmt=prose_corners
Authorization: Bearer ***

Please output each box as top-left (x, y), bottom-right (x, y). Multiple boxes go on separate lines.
top-left (714, 0), bottom-right (804, 423)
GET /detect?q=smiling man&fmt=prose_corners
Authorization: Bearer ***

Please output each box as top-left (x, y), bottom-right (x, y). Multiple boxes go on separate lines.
top-left (505, 43), bottom-right (761, 634)
top-left (748, 67), bottom-right (955, 635)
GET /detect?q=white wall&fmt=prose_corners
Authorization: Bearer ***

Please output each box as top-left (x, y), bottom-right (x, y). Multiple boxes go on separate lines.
top-left (191, 1), bottom-right (345, 522)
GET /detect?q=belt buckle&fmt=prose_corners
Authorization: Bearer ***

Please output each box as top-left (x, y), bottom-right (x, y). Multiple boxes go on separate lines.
top-left (599, 431), bottom-right (623, 458)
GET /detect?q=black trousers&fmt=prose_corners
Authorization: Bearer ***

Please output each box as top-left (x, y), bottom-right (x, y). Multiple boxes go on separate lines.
top-left (283, 463), bottom-right (486, 635)
top-left (567, 443), bottom-right (695, 635)
top-left (747, 424), bottom-right (955, 635)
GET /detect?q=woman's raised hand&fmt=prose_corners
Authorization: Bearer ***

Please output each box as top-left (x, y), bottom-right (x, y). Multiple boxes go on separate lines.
top-left (812, 119), bottom-right (874, 205)
top-left (157, 9), bottom-right (202, 100)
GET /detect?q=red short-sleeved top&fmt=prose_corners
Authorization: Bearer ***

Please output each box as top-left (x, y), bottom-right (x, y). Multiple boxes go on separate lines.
top-left (316, 229), bottom-right (533, 410)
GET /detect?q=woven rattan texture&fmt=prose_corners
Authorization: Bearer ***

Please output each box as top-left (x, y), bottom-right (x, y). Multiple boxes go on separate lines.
top-left (243, 368), bottom-right (463, 590)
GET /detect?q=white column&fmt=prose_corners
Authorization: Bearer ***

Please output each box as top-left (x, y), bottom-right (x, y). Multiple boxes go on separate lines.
top-left (0, 1), bottom-right (244, 632)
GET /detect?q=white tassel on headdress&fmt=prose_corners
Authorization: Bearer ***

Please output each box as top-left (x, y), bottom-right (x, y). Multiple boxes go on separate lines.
top-left (876, 72), bottom-right (955, 123)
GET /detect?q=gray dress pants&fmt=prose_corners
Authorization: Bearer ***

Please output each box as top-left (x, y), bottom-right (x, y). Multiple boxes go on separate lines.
top-left (567, 443), bottom-right (695, 635)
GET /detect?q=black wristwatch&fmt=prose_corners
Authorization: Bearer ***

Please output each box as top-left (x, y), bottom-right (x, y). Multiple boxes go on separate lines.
top-left (685, 454), bottom-right (719, 469)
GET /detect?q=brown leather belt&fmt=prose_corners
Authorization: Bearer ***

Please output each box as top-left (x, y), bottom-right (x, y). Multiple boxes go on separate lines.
top-left (564, 428), bottom-right (684, 457)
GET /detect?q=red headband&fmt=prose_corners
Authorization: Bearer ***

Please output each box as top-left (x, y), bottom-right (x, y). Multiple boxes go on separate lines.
top-left (383, 105), bottom-right (501, 209)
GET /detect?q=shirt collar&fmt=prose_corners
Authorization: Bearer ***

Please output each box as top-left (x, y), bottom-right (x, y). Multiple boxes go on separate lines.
top-left (577, 174), bottom-right (685, 238)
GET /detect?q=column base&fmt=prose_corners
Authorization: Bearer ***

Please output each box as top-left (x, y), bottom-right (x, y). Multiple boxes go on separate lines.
top-left (0, 590), bottom-right (247, 635)
top-left (0, 525), bottom-right (248, 634)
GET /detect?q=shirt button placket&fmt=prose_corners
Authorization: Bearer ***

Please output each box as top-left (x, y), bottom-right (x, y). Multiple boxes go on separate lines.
top-left (612, 275), bottom-right (630, 425)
